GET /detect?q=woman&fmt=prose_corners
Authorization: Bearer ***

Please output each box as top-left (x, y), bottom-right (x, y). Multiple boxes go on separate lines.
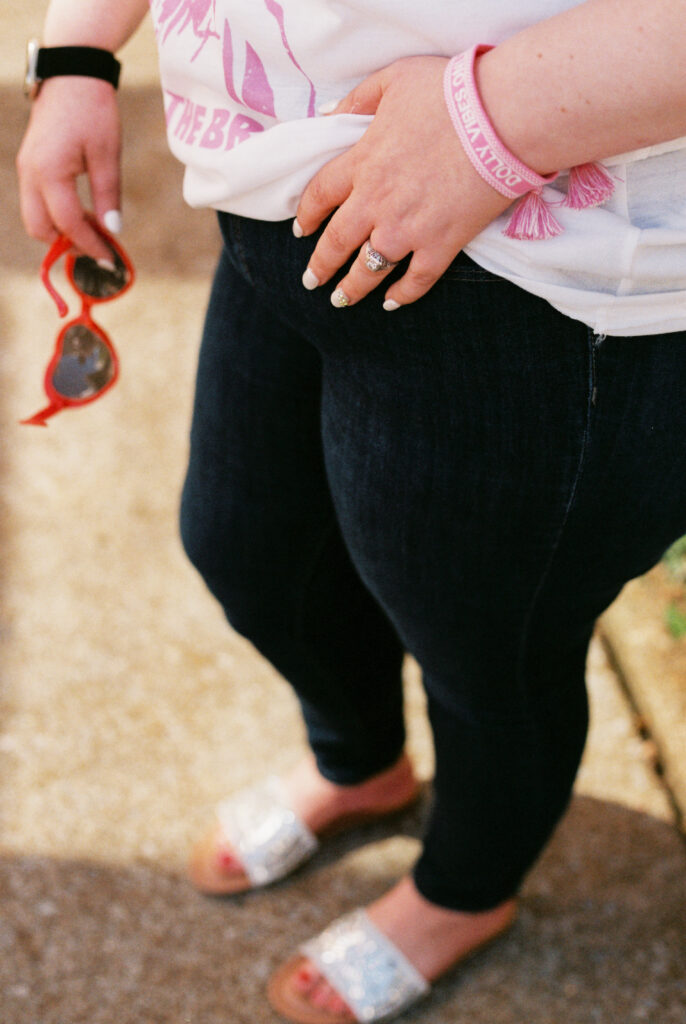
top-left (18, 1), bottom-right (686, 1021)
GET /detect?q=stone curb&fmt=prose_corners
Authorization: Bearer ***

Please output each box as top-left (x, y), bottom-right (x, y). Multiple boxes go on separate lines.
top-left (599, 567), bottom-right (686, 830)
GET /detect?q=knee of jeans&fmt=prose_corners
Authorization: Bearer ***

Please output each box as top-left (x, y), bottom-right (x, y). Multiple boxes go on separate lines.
top-left (179, 485), bottom-right (290, 646)
top-left (180, 481), bottom-right (215, 579)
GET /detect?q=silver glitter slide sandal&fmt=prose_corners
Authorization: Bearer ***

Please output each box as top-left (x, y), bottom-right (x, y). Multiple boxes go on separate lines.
top-left (216, 775), bottom-right (320, 888)
top-left (268, 908), bottom-right (430, 1024)
top-left (188, 773), bottom-right (421, 896)
top-left (188, 775), bottom-right (320, 894)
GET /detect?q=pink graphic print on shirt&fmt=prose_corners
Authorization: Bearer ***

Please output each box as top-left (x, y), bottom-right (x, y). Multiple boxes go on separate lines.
top-left (154, 0), bottom-right (316, 121)
top-left (222, 21), bottom-right (276, 115)
top-left (156, 0), bottom-right (220, 60)
top-left (263, 0), bottom-right (316, 117)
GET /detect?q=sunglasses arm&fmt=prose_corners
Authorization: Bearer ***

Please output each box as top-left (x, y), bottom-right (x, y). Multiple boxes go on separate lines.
top-left (40, 236), bottom-right (74, 317)
top-left (20, 398), bottom-right (66, 428)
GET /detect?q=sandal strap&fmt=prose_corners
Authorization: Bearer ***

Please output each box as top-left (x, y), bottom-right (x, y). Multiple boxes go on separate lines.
top-left (216, 776), bottom-right (319, 886)
top-left (301, 909), bottom-right (430, 1023)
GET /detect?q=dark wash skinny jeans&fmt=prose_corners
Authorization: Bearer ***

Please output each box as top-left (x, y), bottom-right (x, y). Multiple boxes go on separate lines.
top-left (181, 212), bottom-right (686, 911)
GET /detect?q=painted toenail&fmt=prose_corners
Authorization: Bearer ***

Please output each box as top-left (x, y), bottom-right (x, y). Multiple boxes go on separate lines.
top-left (217, 849), bottom-right (238, 869)
top-left (295, 966), bottom-right (314, 990)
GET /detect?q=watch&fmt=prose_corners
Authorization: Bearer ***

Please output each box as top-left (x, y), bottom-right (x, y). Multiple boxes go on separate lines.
top-left (24, 38), bottom-right (121, 99)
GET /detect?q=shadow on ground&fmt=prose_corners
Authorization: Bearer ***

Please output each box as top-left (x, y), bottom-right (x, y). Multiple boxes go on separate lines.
top-left (1, 797), bottom-right (685, 1024)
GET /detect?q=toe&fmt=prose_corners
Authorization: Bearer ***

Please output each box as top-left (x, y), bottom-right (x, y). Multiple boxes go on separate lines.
top-left (326, 989), bottom-right (352, 1015)
top-left (216, 846), bottom-right (242, 871)
top-left (269, 956), bottom-right (357, 1024)
top-left (296, 967), bottom-right (354, 1018)
top-left (187, 823), bottom-right (250, 894)
top-left (293, 964), bottom-right (316, 993)
top-left (309, 979), bottom-right (335, 1009)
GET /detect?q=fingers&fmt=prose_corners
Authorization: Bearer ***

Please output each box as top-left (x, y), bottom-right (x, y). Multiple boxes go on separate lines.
top-left (43, 181), bottom-right (118, 266)
top-left (19, 174), bottom-right (118, 266)
top-left (329, 66), bottom-right (388, 117)
top-left (382, 249), bottom-right (455, 309)
top-left (87, 133), bottom-right (123, 240)
top-left (295, 150), bottom-right (355, 237)
top-left (17, 173), bottom-right (60, 248)
top-left (297, 201), bottom-right (456, 311)
top-left (16, 78), bottom-right (122, 263)
top-left (301, 201), bottom-right (373, 293)
top-left (293, 54), bottom-right (511, 310)
top-left (327, 235), bottom-right (406, 308)
top-left (327, 239), bottom-right (456, 311)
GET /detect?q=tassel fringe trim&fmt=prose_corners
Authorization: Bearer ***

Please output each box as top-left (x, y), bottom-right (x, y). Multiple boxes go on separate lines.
top-left (503, 161), bottom-right (615, 241)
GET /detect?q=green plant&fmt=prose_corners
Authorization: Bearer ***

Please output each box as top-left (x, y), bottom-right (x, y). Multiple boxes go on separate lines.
top-left (663, 534), bottom-right (686, 582)
top-left (662, 535), bottom-right (686, 637)
top-left (665, 600), bottom-right (686, 639)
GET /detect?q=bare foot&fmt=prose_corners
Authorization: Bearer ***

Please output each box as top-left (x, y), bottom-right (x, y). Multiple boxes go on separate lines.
top-left (277, 877), bottom-right (517, 1022)
top-left (188, 752), bottom-right (420, 894)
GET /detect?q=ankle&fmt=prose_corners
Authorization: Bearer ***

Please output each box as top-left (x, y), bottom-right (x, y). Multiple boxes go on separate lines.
top-left (367, 877), bottom-right (517, 982)
top-left (329, 752), bottom-right (419, 812)
top-left (284, 751), bottom-right (419, 834)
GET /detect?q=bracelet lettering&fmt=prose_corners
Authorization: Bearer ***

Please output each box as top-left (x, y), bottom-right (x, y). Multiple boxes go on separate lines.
top-left (444, 45), bottom-right (557, 199)
top-left (443, 44), bottom-right (615, 241)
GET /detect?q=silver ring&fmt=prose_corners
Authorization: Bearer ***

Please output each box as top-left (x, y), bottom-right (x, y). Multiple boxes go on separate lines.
top-left (364, 241), bottom-right (398, 273)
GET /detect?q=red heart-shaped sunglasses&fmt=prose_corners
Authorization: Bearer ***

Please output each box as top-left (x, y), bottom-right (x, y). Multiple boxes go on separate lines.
top-left (22, 218), bottom-right (135, 427)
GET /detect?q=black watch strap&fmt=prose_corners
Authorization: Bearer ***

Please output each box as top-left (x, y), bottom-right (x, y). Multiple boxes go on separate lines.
top-left (35, 45), bottom-right (121, 89)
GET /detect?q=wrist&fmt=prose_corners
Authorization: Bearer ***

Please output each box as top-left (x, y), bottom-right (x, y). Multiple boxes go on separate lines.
top-left (24, 39), bottom-right (120, 99)
top-left (443, 46), bottom-right (558, 197)
top-left (473, 47), bottom-right (558, 177)
top-left (443, 44), bottom-right (614, 241)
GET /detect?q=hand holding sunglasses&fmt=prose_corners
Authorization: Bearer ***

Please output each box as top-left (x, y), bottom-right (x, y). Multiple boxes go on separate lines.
top-left (22, 218), bottom-right (135, 427)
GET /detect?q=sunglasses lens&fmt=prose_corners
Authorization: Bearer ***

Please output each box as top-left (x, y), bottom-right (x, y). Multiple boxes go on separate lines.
top-left (50, 324), bottom-right (115, 399)
top-left (72, 249), bottom-right (129, 298)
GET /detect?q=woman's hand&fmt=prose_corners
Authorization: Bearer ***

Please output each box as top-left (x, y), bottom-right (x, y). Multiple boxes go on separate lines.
top-left (295, 56), bottom-right (513, 310)
top-left (17, 76), bottom-right (122, 264)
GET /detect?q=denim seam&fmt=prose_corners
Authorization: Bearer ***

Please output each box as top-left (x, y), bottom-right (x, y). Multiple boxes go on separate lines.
top-left (514, 331), bottom-right (597, 698)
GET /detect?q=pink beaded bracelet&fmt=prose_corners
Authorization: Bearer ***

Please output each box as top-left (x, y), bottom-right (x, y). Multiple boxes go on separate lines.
top-left (444, 44), bottom-right (615, 240)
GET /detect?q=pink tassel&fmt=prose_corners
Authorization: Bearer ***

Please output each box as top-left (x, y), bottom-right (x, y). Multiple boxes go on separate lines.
top-left (503, 189), bottom-right (564, 241)
top-left (563, 162), bottom-right (615, 209)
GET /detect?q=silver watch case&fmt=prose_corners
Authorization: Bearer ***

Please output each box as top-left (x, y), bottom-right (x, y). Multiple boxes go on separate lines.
top-left (24, 38), bottom-right (42, 99)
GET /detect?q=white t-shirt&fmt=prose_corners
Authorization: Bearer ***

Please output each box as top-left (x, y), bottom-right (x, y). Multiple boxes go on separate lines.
top-left (149, 0), bottom-right (686, 337)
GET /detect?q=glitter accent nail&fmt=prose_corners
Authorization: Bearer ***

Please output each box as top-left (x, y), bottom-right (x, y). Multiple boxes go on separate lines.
top-left (331, 289), bottom-right (350, 308)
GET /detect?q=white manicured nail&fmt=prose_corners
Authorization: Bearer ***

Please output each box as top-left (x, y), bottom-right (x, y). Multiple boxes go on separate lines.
top-left (331, 289), bottom-right (350, 308)
top-left (96, 258), bottom-right (117, 272)
top-left (318, 99), bottom-right (339, 115)
top-left (292, 218), bottom-right (303, 238)
top-left (383, 299), bottom-right (401, 311)
top-left (103, 210), bottom-right (123, 234)
top-left (302, 267), bottom-right (320, 290)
